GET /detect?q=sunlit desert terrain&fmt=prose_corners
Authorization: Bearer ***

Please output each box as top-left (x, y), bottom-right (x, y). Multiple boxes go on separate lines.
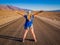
top-left (0, 10), bottom-right (20, 25)
top-left (0, 5), bottom-right (60, 28)
top-left (38, 11), bottom-right (60, 21)
top-left (0, 5), bottom-right (25, 28)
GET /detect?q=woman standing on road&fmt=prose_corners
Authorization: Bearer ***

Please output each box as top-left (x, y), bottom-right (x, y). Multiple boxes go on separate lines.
top-left (16, 11), bottom-right (40, 42)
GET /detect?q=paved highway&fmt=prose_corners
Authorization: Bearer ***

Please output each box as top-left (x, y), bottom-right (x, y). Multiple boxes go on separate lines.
top-left (0, 17), bottom-right (60, 45)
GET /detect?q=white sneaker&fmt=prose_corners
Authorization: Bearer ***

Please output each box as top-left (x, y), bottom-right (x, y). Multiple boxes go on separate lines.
top-left (23, 39), bottom-right (25, 42)
top-left (35, 40), bottom-right (37, 42)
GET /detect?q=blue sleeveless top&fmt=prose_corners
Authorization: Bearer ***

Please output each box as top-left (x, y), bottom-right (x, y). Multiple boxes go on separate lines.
top-left (24, 15), bottom-right (34, 29)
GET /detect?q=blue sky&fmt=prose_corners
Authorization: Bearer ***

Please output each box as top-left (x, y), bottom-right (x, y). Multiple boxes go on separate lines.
top-left (0, 0), bottom-right (60, 11)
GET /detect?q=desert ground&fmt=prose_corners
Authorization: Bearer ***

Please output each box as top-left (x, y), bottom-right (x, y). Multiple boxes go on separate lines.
top-left (0, 5), bottom-right (60, 45)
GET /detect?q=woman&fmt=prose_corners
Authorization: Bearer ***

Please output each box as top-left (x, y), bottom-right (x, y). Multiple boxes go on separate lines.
top-left (16, 11), bottom-right (40, 42)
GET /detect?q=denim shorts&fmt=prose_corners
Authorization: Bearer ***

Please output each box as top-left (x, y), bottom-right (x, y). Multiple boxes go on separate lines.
top-left (24, 22), bottom-right (33, 29)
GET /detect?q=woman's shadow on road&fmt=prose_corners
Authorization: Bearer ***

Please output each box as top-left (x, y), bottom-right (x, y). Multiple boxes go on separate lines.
top-left (0, 35), bottom-right (34, 42)
top-left (0, 35), bottom-right (23, 42)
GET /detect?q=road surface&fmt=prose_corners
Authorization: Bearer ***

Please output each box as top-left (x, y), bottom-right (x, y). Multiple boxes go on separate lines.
top-left (0, 17), bottom-right (60, 45)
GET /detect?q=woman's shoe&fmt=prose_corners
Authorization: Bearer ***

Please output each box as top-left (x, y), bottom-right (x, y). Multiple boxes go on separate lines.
top-left (35, 39), bottom-right (37, 42)
top-left (22, 39), bottom-right (25, 42)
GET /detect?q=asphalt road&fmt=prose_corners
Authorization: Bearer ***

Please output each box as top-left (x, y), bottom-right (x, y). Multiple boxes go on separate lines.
top-left (0, 17), bottom-right (60, 45)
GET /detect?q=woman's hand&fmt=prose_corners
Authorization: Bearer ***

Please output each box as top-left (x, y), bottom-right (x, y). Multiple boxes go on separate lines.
top-left (33, 11), bottom-right (43, 16)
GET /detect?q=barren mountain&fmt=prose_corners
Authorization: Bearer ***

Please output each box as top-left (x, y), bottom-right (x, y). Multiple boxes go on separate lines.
top-left (0, 5), bottom-right (30, 11)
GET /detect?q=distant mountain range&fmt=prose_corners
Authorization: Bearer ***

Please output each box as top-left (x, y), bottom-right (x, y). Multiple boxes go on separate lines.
top-left (0, 5), bottom-right (60, 12)
top-left (46, 10), bottom-right (60, 12)
top-left (0, 5), bottom-right (30, 11)
top-left (49, 10), bottom-right (60, 12)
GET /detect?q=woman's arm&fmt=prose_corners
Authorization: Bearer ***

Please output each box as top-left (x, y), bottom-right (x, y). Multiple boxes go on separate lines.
top-left (16, 11), bottom-right (24, 16)
top-left (33, 11), bottom-right (43, 15)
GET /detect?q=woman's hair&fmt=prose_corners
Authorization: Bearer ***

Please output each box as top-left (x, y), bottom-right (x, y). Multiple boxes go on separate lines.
top-left (27, 11), bottom-right (32, 21)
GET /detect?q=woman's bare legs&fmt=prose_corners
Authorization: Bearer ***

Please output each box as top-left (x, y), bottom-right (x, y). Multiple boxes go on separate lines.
top-left (23, 25), bottom-right (37, 42)
top-left (30, 25), bottom-right (37, 42)
top-left (23, 28), bottom-right (29, 42)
